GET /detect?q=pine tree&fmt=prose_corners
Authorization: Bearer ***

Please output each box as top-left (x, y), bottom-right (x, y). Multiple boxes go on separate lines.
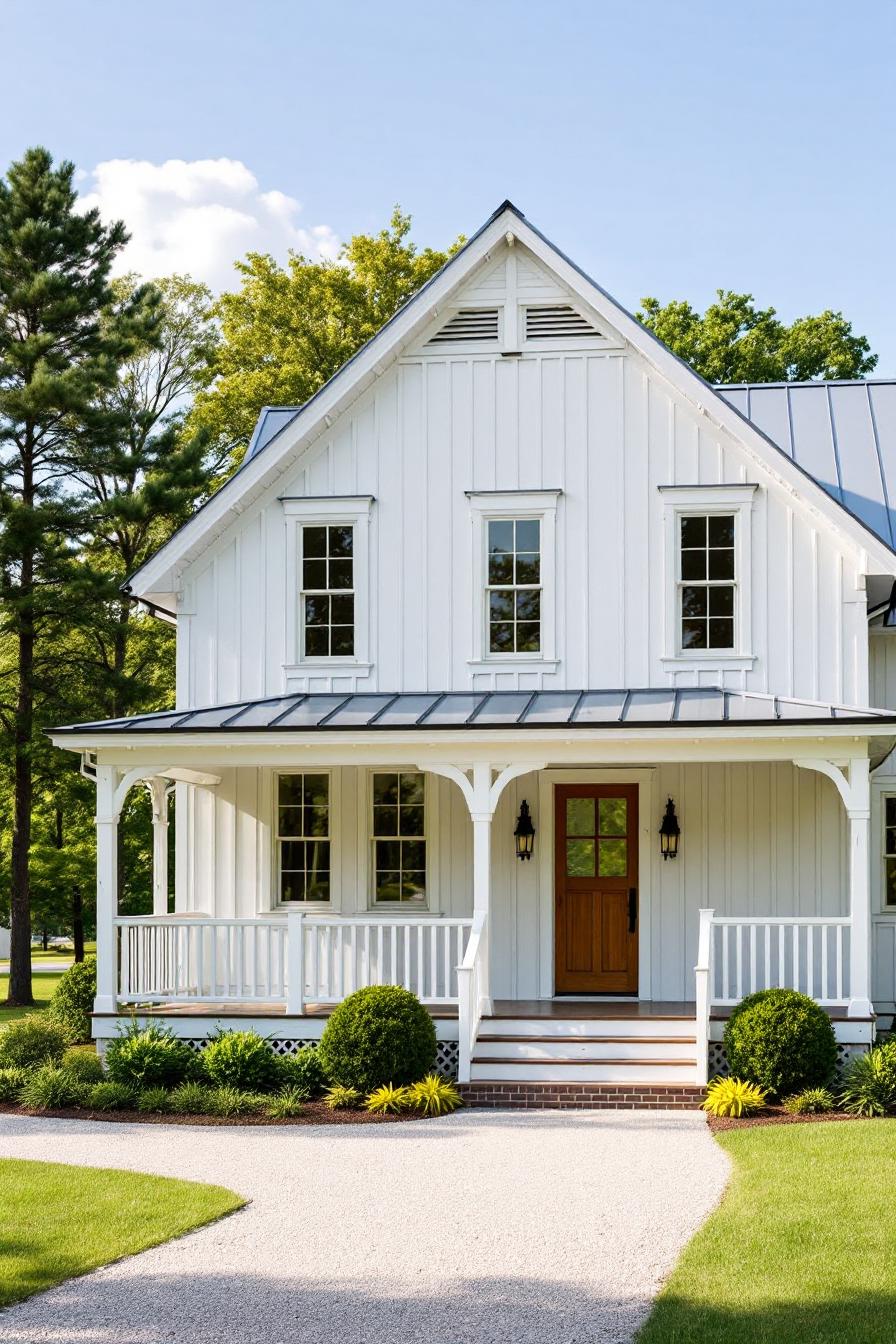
top-left (0, 147), bottom-right (157, 1005)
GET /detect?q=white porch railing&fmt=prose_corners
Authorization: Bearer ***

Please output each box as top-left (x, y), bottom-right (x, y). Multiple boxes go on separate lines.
top-left (115, 913), bottom-right (472, 1011)
top-left (694, 908), bottom-right (851, 1084)
top-left (456, 910), bottom-right (489, 1084)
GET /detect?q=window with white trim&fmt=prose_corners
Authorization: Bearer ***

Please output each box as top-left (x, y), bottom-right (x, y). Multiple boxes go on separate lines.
top-left (276, 773), bottom-right (330, 903)
top-left (679, 513), bottom-right (736, 650)
top-left (371, 772), bottom-right (426, 904)
top-left (884, 795), bottom-right (896, 908)
top-left (301, 524), bottom-right (354, 657)
top-left (660, 485), bottom-right (756, 666)
top-left (487, 518), bottom-right (541, 653)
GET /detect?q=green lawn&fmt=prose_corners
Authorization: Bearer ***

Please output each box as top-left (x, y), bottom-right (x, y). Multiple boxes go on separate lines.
top-left (0, 972), bottom-right (66, 1025)
top-left (0, 1157), bottom-right (243, 1307)
top-left (639, 1121), bottom-right (896, 1344)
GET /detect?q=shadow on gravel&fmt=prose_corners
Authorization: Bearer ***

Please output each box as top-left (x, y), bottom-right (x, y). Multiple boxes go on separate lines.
top-left (0, 1269), bottom-right (652, 1344)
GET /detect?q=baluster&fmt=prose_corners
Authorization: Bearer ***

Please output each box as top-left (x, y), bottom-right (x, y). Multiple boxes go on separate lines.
top-left (836, 925), bottom-right (844, 1001)
top-left (310, 924), bottom-right (319, 1002)
top-left (376, 924), bottom-right (383, 986)
top-left (749, 924), bottom-right (756, 994)
top-left (429, 924), bottom-right (437, 1001)
top-left (778, 925), bottom-right (784, 988)
top-left (793, 922), bottom-right (799, 993)
top-left (443, 924), bottom-right (450, 1001)
top-left (363, 924), bottom-right (370, 989)
top-left (403, 924), bottom-right (411, 990)
top-left (390, 924), bottom-right (397, 987)
top-left (806, 924), bottom-right (814, 999)
top-left (417, 923), bottom-right (424, 998)
top-left (821, 924), bottom-right (828, 1001)
top-left (337, 925), bottom-right (344, 999)
top-left (764, 925), bottom-right (771, 991)
top-left (349, 924), bottom-right (357, 994)
top-left (197, 925), bottom-right (206, 1000)
top-left (722, 924), bottom-right (730, 1000)
top-left (735, 924), bottom-right (743, 999)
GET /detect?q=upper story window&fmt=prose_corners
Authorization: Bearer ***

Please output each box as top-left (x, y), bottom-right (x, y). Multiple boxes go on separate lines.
top-left (281, 496), bottom-right (373, 676)
top-left (277, 772), bottom-right (330, 903)
top-left (301, 524), bottom-right (354, 657)
top-left (884, 796), bottom-right (896, 909)
top-left (660, 484), bottom-right (757, 668)
top-left (466, 490), bottom-right (560, 669)
top-left (679, 514), bottom-right (735, 651)
top-left (487, 518), bottom-right (541, 654)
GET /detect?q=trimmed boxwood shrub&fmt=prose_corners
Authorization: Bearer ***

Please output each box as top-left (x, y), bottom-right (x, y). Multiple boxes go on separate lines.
top-left (198, 1030), bottom-right (281, 1093)
top-left (105, 1022), bottom-right (195, 1090)
top-left (318, 985), bottom-right (437, 1093)
top-left (61, 1046), bottom-right (105, 1085)
top-left (0, 1014), bottom-right (69, 1069)
top-left (724, 988), bottom-right (837, 1098)
top-left (48, 957), bottom-right (97, 1043)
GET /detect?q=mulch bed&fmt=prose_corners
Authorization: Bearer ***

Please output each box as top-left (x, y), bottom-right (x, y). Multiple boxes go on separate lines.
top-left (0, 1100), bottom-right (424, 1127)
top-left (707, 1105), bottom-right (864, 1132)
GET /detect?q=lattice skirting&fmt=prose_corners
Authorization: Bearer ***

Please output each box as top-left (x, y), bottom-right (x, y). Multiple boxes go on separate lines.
top-left (708, 1039), bottom-right (869, 1081)
top-left (179, 1036), bottom-right (461, 1079)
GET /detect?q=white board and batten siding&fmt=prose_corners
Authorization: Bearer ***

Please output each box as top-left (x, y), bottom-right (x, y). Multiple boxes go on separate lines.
top-left (175, 242), bottom-right (869, 710)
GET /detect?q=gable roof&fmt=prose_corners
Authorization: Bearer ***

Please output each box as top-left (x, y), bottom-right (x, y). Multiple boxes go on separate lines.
top-left (126, 202), bottom-right (896, 605)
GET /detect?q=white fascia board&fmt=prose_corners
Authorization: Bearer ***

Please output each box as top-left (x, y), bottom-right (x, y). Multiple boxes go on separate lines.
top-left (127, 215), bottom-right (517, 599)
top-left (507, 218), bottom-right (896, 576)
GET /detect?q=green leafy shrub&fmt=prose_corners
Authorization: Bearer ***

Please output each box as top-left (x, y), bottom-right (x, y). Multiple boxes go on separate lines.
top-left (0, 1014), bottom-right (69, 1070)
top-left (137, 1086), bottom-right (172, 1114)
top-left (365, 1082), bottom-right (410, 1114)
top-left (61, 1046), bottom-right (104, 1085)
top-left (265, 1087), bottom-right (305, 1119)
top-left (701, 1076), bottom-right (768, 1117)
top-left (323, 1084), bottom-right (362, 1110)
top-left (86, 1082), bottom-right (135, 1112)
top-left (197, 1030), bottom-right (281, 1093)
top-left (407, 1073), bottom-right (462, 1116)
top-left (840, 1044), bottom-right (896, 1116)
top-left (318, 986), bottom-right (437, 1093)
top-left (782, 1086), bottom-right (836, 1114)
top-left (205, 1087), bottom-right (266, 1118)
top-left (0, 1066), bottom-right (27, 1102)
top-left (48, 957), bottom-right (96, 1043)
top-left (169, 1082), bottom-right (215, 1115)
top-left (277, 1046), bottom-right (327, 1098)
top-left (724, 989), bottom-right (837, 1098)
top-left (20, 1065), bottom-right (86, 1111)
top-left (105, 1022), bottom-right (194, 1090)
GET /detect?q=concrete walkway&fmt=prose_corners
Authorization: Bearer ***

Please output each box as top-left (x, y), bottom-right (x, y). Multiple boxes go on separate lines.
top-left (0, 1110), bottom-right (729, 1344)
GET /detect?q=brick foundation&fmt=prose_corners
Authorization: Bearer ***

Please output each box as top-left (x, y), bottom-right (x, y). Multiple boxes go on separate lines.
top-left (458, 1081), bottom-right (705, 1110)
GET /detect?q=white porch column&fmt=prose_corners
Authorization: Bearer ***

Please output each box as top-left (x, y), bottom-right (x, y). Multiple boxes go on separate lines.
top-left (94, 764), bottom-right (119, 1014)
top-left (847, 758), bottom-right (873, 1019)
top-left (469, 763), bottom-right (494, 1008)
top-left (147, 778), bottom-right (170, 917)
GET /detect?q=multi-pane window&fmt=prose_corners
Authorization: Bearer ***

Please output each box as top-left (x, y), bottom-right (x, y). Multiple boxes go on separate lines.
top-left (372, 772), bottom-right (426, 904)
top-left (884, 797), bottom-right (896, 908)
top-left (487, 518), bottom-right (541, 654)
top-left (301, 525), bottom-right (354, 657)
top-left (679, 514), bottom-right (735, 650)
top-left (277, 774), bottom-right (330, 903)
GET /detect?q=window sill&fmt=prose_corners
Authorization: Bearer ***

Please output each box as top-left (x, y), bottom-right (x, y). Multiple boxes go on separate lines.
top-left (467, 657), bottom-right (560, 670)
top-left (284, 661), bottom-right (373, 675)
top-left (661, 653), bottom-right (756, 671)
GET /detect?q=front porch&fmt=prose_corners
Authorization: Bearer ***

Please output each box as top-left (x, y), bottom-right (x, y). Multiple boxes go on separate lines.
top-left (52, 688), bottom-right (896, 1086)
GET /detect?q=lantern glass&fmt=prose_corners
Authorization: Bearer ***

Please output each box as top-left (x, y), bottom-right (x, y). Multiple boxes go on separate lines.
top-left (659, 798), bottom-right (680, 860)
top-left (514, 800), bottom-right (535, 861)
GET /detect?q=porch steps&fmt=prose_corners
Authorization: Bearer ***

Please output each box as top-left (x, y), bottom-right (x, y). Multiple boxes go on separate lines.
top-left (469, 1012), bottom-right (699, 1085)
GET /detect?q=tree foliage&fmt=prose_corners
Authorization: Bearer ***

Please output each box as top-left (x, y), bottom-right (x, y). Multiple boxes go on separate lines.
top-left (190, 207), bottom-right (461, 470)
top-left (637, 290), bottom-right (877, 384)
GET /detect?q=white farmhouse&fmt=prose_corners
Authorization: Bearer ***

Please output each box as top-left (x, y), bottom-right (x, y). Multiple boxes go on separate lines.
top-left (51, 202), bottom-right (896, 1104)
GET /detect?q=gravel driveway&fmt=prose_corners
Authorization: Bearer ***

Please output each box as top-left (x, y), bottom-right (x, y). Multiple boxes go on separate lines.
top-left (0, 1110), bottom-right (728, 1344)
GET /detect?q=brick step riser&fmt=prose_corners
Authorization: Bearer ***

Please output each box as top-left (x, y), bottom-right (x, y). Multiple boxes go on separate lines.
top-left (459, 1082), bottom-right (705, 1110)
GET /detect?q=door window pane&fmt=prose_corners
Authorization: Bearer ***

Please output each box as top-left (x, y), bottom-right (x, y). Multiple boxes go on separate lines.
top-left (566, 797), bottom-right (595, 836)
top-left (598, 839), bottom-right (628, 877)
top-left (566, 839), bottom-right (595, 877)
top-left (599, 797), bottom-right (627, 836)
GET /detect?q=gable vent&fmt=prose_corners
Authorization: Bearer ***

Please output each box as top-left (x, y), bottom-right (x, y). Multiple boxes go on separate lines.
top-left (525, 304), bottom-right (601, 340)
top-left (428, 308), bottom-right (500, 345)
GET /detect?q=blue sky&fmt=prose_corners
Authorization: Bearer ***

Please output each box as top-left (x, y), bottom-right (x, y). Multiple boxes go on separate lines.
top-left (4, 0), bottom-right (895, 371)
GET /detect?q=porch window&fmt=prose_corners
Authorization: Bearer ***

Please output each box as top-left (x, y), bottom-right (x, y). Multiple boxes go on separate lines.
top-left (301, 524), bottom-right (354, 657)
top-left (487, 518), bottom-right (541, 654)
top-left (277, 773), bottom-right (330, 903)
top-left (679, 513), bottom-right (735, 651)
top-left (371, 772), bottom-right (426, 904)
top-left (884, 796), bottom-right (896, 908)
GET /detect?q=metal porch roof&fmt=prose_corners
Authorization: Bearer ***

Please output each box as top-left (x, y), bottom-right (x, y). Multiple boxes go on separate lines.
top-left (50, 688), bottom-right (896, 736)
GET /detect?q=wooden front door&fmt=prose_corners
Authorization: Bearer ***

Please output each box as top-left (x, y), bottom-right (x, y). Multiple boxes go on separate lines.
top-left (554, 784), bottom-right (639, 994)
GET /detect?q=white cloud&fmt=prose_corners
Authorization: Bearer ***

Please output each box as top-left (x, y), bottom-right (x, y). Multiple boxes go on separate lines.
top-left (79, 158), bottom-right (341, 290)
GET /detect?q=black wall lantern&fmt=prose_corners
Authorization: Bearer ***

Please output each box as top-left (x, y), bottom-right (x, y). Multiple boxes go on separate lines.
top-left (514, 800), bottom-right (535, 861)
top-left (659, 797), bottom-right (680, 860)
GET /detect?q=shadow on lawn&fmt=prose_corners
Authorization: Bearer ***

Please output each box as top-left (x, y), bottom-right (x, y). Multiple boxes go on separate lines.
top-left (638, 1291), bottom-right (896, 1344)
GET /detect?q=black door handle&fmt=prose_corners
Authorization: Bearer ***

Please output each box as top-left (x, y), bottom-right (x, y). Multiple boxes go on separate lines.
top-left (628, 888), bottom-right (638, 934)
